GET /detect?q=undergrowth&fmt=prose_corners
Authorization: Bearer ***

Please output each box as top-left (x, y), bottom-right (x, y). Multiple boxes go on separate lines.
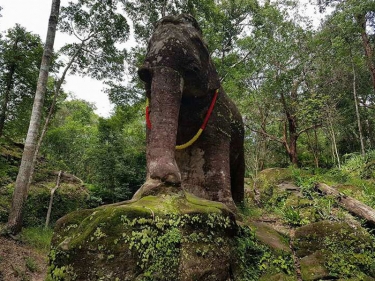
top-left (20, 227), bottom-right (54, 254)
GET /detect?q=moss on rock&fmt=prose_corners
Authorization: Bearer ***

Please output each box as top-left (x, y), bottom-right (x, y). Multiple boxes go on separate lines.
top-left (48, 190), bottom-right (238, 281)
top-left (294, 220), bottom-right (372, 258)
top-left (300, 251), bottom-right (330, 280)
top-left (247, 221), bottom-right (290, 253)
top-left (253, 168), bottom-right (293, 204)
top-left (295, 220), bottom-right (375, 279)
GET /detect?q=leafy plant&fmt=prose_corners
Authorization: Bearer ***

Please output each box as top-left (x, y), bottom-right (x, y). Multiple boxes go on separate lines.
top-left (25, 256), bottom-right (39, 273)
top-left (282, 206), bottom-right (303, 226)
top-left (322, 231), bottom-right (375, 278)
top-left (235, 226), bottom-right (268, 281)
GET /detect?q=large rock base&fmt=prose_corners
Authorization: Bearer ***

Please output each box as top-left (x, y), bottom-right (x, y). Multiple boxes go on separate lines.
top-left (47, 190), bottom-right (238, 281)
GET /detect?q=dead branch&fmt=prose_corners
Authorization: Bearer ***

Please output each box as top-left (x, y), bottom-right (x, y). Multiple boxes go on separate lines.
top-left (45, 170), bottom-right (62, 228)
top-left (316, 183), bottom-right (375, 226)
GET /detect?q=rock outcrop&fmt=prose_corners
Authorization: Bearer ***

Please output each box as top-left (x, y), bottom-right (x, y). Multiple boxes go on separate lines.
top-left (48, 188), bottom-right (238, 281)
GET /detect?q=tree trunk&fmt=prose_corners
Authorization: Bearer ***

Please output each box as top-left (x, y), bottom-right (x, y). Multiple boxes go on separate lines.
top-left (306, 130), bottom-right (319, 168)
top-left (161, 0), bottom-right (167, 17)
top-left (280, 83), bottom-right (299, 166)
top-left (0, 64), bottom-right (15, 137)
top-left (331, 129), bottom-right (341, 168)
top-left (352, 61), bottom-right (365, 155)
top-left (288, 133), bottom-right (298, 165)
top-left (317, 183), bottom-right (375, 225)
top-left (357, 14), bottom-right (375, 92)
top-left (29, 46), bottom-right (81, 187)
top-left (325, 106), bottom-right (341, 168)
top-left (284, 111), bottom-right (298, 166)
top-left (6, 0), bottom-right (60, 235)
top-left (45, 170), bottom-right (62, 228)
top-left (0, 38), bottom-right (19, 137)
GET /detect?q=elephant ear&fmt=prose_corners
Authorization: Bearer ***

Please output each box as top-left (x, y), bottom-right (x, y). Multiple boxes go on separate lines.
top-left (208, 60), bottom-right (221, 91)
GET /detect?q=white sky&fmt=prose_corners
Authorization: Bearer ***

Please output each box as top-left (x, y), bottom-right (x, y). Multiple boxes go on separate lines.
top-left (0, 0), bottom-right (114, 117)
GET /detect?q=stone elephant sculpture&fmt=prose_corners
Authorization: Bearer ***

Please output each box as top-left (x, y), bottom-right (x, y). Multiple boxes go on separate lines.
top-left (134, 14), bottom-right (244, 211)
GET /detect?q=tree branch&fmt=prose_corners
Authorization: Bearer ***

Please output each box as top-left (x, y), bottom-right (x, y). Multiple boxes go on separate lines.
top-left (247, 124), bottom-right (286, 145)
top-left (297, 123), bottom-right (322, 137)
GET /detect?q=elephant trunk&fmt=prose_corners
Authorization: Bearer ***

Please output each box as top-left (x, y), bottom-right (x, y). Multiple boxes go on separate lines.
top-left (147, 67), bottom-right (183, 185)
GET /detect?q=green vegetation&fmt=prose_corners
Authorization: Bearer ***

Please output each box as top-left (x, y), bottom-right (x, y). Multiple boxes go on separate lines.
top-left (235, 226), bottom-right (294, 280)
top-left (46, 193), bottom-right (237, 280)
top-left (20, 227), bottom-right (54, 254)
top-left (239, 161), bottom-right (375, 280)
top-left (25, 256), bottom-right (39, 273)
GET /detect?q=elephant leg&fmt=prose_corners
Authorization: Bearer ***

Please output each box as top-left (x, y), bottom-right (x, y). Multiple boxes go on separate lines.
top-left (147, 67), bottom-right (183, 185)
top-left (203, 139), bottom-right (236, 211)
top-left (230, 144), bottom-right (245, 204)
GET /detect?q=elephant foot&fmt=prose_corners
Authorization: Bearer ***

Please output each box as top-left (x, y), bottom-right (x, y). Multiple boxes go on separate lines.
top-left (221, 197), bottom-right (238, 214)
top-left (132, 178), bottom-right (183, 201)
top-left (149, 157), bottom-right (182, 185)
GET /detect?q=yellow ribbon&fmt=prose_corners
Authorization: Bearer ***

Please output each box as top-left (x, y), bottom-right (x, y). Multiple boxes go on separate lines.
top-left (146, 89), bottom-right (218, 150)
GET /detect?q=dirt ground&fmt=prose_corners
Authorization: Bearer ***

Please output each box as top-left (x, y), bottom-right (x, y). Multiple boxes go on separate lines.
top-left (0, 236), bottom-right (47, 281)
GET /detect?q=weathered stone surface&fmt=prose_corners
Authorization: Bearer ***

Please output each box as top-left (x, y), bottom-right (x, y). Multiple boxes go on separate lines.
top-left (47, 189), bottom-right (237, 281)
top-left (300, 251), bottom-right (330, 281)
top-left (294, 220), bottom-right (371, 258)
top-left (138, 13), bottom-right (245, 211)
top-left (253, 168), bottom-right (293, 204)
top-left (294, 220), bottom-right (375, 280)
top-left (248, 221), bottom-right (290, 253)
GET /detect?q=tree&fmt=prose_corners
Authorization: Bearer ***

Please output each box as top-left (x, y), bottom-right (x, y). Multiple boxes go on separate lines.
top-left (42, 99), bottom-right (99, 179)
top-left (42, 101), bottom-right (146, 204)
top-left (0, 25), bottom-right (44, 138)
top-left (5, 0), bottom-right (60, 235)
top-left (316, 0), bottom-right (375, 155)
top-left (32, 0), bottom-right (130, 180)
top-left (241, 3), bottom-right (322, 166)
top-left (89, 105), bottom-right (146, 203)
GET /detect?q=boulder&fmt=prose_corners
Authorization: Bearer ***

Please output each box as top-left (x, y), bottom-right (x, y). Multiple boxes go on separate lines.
top-left (299, 251), bottom-right (330, 281)
top-left (47, 189), bottom-right (238, 281)
top-left (253, 168), bottom-right (293, 204)
top-left (294, 220), bottom-right (375, 280)
top-left (248, 221), bottom-right (290, 253)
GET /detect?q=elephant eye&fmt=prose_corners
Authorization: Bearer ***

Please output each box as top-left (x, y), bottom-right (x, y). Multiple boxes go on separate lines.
top-left (184, 60), bottom-right (200, 74)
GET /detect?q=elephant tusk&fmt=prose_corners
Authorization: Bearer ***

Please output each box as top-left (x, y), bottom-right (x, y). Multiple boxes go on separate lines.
top-left (175, 128), bottom-right (203, 150)
top-left (145, 89), bottom-right (219, 150)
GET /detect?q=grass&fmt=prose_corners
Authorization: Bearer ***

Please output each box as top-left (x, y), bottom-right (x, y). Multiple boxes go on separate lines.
top-left (20, 227), bottom-right (54, 254)
top-left (25, 256), bottom-right (39, 273)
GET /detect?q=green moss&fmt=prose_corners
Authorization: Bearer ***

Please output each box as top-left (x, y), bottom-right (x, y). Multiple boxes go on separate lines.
top-left (300, 251), bottom-right (330, 280)
top-left (295, 221), bottom-right (375, 279)
top-left (48, 192), bottom-right (237, 281)
top-left (252, 168), bottom-right (294, 204)
top-left (247, 221), bottom-right (290, 253)
top-left (233, 225), bottom-right (295, 281)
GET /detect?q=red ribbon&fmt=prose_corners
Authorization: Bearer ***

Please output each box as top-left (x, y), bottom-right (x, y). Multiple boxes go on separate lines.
top-left (146, 89), bottom-right (219, 131)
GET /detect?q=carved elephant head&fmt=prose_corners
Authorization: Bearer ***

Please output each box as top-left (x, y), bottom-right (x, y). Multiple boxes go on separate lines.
top-left (138, 14), bottom-right (220, 97)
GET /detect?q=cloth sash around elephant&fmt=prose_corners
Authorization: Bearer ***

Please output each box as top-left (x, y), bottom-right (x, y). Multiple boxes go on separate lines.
top-left (135, 14), bottom-right (245, 211)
